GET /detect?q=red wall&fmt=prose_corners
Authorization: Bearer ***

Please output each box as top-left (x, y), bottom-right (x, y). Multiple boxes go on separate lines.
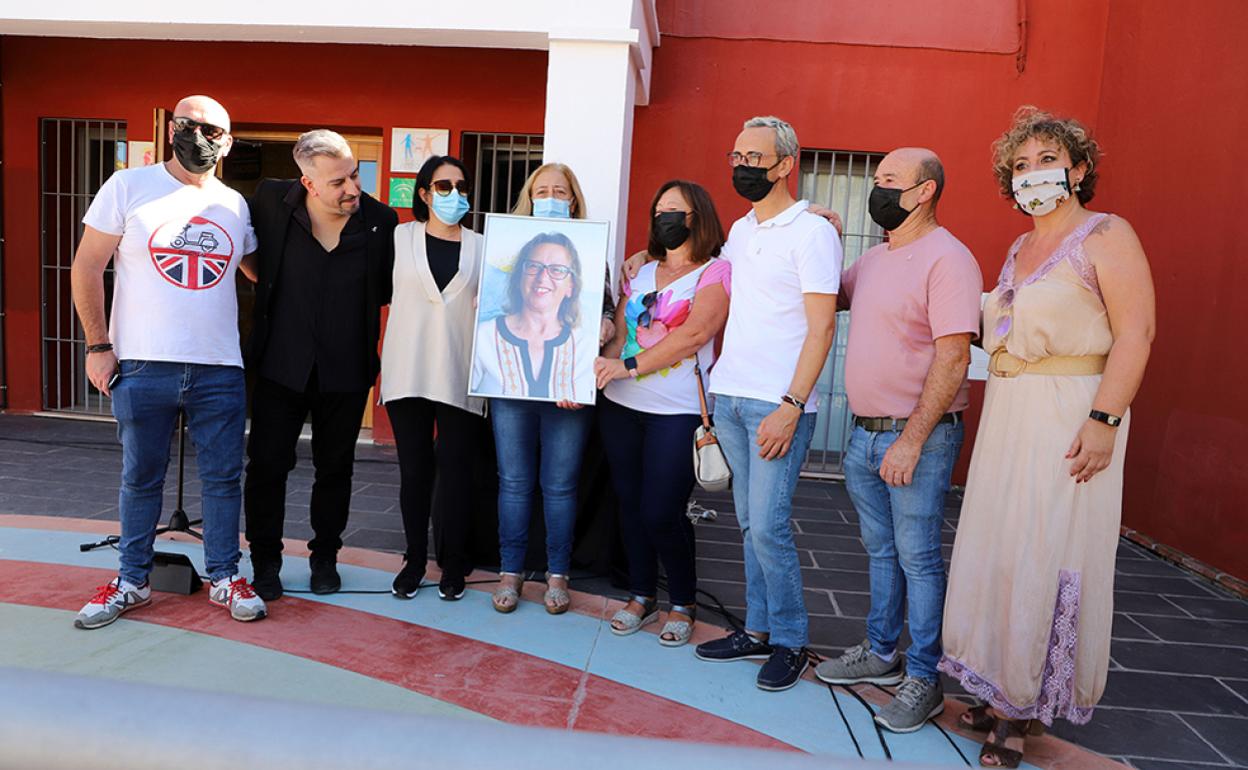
top-left (1092, 0), bottom-right (1248, 579)
top-left (0, 37), bottom-right (548, 427)
top-left (2, 0), bottom-right (1245, 578)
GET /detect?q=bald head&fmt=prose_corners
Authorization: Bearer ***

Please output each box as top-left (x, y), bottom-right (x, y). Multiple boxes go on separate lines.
top-left (173, 95), bottom-right (231, 133)
top-left (878, 147), bottom-right (944, 204)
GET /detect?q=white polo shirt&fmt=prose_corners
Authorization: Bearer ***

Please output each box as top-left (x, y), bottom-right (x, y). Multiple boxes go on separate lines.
top-left (709, 200), bottom-right (842, 412)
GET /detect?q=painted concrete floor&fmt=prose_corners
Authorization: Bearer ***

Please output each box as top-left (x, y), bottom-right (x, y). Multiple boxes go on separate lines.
top-left (1, 413), bottom-right (1245, 768)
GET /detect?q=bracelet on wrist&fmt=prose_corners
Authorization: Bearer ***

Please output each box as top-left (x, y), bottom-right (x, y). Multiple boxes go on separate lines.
top-left (781, 393), bottom-right (805, 411)
top-left (86, 343), bottom-right (113, 355)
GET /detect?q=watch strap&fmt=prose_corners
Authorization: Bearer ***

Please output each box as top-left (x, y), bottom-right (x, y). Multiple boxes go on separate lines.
top-left (1089, 409), bottom-right (1122, 427)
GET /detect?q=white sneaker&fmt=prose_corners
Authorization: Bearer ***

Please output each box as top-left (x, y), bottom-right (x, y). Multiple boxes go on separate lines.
top-left (74, 577), bottom-right (151, 630)
top-left (209, 575), bottom-right (268, 622)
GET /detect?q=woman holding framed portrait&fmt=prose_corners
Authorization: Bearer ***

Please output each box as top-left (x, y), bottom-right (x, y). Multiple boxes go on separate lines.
top-left (475, 163), bottom-right (610, 615)
top-left (593, 180), bottom-right (730, 647)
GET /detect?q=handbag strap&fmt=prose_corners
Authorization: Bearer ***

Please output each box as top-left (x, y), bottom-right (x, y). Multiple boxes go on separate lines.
top-left (693, 361), bottom-right (713, 430)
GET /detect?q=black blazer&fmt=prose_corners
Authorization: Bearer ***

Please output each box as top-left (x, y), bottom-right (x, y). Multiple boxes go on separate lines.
top-left (245, 178), bottom-right (399, 382)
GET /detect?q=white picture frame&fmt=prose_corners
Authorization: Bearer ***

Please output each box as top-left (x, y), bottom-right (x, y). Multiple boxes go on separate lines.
top-left (468, 214), bottom-right (611, 406)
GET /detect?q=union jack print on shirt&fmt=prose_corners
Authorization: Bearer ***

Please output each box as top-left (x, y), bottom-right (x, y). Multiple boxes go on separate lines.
top-left (147, 216), bottom-right (235, 291)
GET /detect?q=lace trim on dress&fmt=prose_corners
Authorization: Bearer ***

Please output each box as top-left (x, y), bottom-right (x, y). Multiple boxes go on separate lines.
top-left (997, 213), bottom-right (1110, 303)
top-left (938, 569), bottom-right (1094, 726)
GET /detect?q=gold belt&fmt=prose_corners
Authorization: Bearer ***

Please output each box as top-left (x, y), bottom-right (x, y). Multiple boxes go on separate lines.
top-left (988, 349), bottom-right (1107, 378)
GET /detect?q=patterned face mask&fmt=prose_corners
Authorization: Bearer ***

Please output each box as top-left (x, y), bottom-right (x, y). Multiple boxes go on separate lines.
top-left (1011, 167), bottom-right (1071, 217)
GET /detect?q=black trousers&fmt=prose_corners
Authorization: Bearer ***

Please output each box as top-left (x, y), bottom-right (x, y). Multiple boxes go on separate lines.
top-left (385, 397), bottom-right (485, 579)
top-left (244, 374), bottom-right (369, 564)
top-left (597, 396), bottom-right (700, 606)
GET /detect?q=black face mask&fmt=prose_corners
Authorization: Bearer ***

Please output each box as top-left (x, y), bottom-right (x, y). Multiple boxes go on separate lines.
top-left (732, 164), bottom-right (779, 202)
top-left (172, 128), bottom-right (224, 174)
top-left (653, 211), bottom-right (691, 251)
top-left (867, 182), bottom-right (923, 231)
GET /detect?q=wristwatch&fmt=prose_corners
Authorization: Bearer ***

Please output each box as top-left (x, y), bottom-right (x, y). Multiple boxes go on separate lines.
top-left (624, 356), bottom-right (640, 378)
top-left (1089, 410), bottom-right (1122, 427)
top-left (781, 393), bottom-right (806, 411)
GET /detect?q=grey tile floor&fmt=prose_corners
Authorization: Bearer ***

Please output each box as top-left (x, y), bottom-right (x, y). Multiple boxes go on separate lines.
top-left (1, 413), bottom-right (1245, 768)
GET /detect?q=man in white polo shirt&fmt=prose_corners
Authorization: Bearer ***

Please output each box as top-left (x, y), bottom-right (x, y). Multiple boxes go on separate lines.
top-left (70, 94), bottom-right (267, 629)
top-left (693, 116), bottom-right (842, 692)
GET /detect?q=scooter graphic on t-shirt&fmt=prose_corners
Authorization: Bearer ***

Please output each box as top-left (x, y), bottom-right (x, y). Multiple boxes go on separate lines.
top-left (170, 222), bottom-right (219, 253)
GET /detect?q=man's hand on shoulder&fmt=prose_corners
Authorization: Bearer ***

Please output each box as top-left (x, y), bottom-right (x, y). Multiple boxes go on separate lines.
top-left (806, 204), bottom-right (843, 236)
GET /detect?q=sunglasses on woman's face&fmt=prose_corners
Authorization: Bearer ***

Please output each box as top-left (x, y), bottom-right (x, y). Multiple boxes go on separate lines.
top-left (522, 260), bottom-right (572, 281)
top-left (430, 179), bottom-right (471, 196)
top-left (171, 116), bottom-right (227, 142)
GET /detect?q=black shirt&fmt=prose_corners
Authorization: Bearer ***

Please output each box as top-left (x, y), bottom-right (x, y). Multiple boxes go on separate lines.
top-left (260, 186), bottom-right (371, 393)
top-left (426, 232), bottom-right (460, 293)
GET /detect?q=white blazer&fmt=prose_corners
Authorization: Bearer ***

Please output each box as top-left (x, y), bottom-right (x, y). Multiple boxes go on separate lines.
top-left (379, 221), bottom-right (486, 415)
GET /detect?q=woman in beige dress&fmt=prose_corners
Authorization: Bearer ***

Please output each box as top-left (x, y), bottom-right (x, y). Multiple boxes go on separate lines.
top-left (940, 107), bottom-right (1155, 768)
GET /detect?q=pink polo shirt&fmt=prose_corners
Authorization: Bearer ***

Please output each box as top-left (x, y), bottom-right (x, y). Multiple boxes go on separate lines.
top-left (842, 227), bottom-right (983, 419)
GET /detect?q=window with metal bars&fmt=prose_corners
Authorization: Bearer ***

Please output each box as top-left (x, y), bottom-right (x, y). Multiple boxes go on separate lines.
top-left (40, 118), bottom-right (127, 414)
top-left (460, 132), bottom-right (544, 232)
top-left (798, 148), bottom-right (886, 475)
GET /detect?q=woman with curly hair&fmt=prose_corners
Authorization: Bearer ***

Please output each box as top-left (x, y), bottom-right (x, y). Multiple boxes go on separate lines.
top-left (939, 107), bottom-right (1155, 768)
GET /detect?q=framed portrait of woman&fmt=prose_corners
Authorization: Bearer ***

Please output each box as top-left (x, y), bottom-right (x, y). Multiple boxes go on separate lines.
top-left (469, 214), bottom-right (611, 405)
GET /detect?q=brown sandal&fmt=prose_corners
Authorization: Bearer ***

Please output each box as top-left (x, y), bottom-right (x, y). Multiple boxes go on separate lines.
top-left (960, 703), bottom-right (996, 732)
top-left (979, 719), bottom-right (1033, 768)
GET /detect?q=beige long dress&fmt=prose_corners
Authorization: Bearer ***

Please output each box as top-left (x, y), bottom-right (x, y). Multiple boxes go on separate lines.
top-left (940, 212), bottom-right (1128, 725)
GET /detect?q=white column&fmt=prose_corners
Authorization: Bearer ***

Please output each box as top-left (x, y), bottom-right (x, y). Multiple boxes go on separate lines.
top-left (541, 35), bottom-right (638, 297)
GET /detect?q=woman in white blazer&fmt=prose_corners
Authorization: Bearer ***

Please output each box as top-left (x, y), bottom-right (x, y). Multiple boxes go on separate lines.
top-left (380, 155), bottom-right (486, 601)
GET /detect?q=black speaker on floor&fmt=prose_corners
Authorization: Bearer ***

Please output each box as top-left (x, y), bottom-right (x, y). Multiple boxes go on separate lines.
top-left (150, 551), bottom-right (203, 595)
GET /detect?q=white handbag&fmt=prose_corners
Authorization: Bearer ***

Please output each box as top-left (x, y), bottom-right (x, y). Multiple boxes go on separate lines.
top-left (692, 361), bottom-right (732, 492)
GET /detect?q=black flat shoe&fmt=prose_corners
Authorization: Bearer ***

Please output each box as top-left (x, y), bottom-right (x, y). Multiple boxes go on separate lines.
top-left (392, 560), bottom-right (423, 599)
top-left (438, 575), bottom-right (466, 601)
top-left (309, 557), bottom-right (341, 595)
top-left (251, 559), bottom-right (283, 601)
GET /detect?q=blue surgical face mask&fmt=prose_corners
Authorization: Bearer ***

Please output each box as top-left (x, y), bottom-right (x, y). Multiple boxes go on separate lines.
top-left (430, 189), bottom-right (470, 226)
top-left (532, 196), bottom-right (571, 219)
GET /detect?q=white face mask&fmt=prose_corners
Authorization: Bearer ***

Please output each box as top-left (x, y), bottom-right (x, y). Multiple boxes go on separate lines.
top-left (1011, 167), bottom-right (1071, 217)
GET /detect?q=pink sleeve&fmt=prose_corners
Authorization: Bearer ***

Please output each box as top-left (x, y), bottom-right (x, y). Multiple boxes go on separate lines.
top-left (928, 251), bottom-right (985, 340)
top-left (695, 259), bottom-right (732, 297)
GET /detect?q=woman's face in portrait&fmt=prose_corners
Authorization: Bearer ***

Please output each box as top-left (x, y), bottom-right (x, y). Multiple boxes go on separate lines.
top-left (521, 242), bottom-right (574, 316)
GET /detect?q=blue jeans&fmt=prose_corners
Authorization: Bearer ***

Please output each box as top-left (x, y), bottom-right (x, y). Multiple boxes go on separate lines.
top-left (110, 361), bottom-right (246, 586)
top-left (714, 395), bottom-right (816, 649)
top-left (843, 421), bottom-right (964, 682)
top-left (490, 398), bottom-right (594, 575)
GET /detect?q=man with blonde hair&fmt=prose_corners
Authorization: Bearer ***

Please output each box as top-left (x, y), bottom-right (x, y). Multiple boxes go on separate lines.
top-left (242, 129), bottom-right (398, 599)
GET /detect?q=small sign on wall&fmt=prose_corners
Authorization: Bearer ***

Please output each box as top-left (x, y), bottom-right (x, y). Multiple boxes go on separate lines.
top-left (389, 177), bottom-right (416, 208)
top-left (391, 128), bottom-right (448, 174)
top-left (128, 141), bottom-right (157, 169)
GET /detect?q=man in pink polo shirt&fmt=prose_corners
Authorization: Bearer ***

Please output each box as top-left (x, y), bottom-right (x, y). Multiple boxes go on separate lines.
top-left (813, 148), bottom-right (983, 733)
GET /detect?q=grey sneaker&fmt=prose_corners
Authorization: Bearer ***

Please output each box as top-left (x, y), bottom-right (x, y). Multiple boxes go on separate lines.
top-left (209, 575), bottom-right (268, 622)
top-left (74, 577), bottom-right (151, 630)
top-left (874, 676), bottom-right (945, 733)
top-left (814, 640), bottom-right (904, 685)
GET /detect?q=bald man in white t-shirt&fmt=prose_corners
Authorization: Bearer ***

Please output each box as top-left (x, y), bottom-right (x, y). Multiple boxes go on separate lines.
top-left (70, 95), bottom-right (267, 630)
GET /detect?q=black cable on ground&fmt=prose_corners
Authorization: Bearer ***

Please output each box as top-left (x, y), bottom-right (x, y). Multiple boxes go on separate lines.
top-left (826, 684), bottom-right (865, 759)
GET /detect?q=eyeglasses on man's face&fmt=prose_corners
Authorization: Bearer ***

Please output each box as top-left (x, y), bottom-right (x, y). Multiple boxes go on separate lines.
top-left (172, 116), bottom-right (227, 142)
top-left (521, 260), bottom-right (572, 281)
top-left (726, 151), bottom-right (777, 168)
